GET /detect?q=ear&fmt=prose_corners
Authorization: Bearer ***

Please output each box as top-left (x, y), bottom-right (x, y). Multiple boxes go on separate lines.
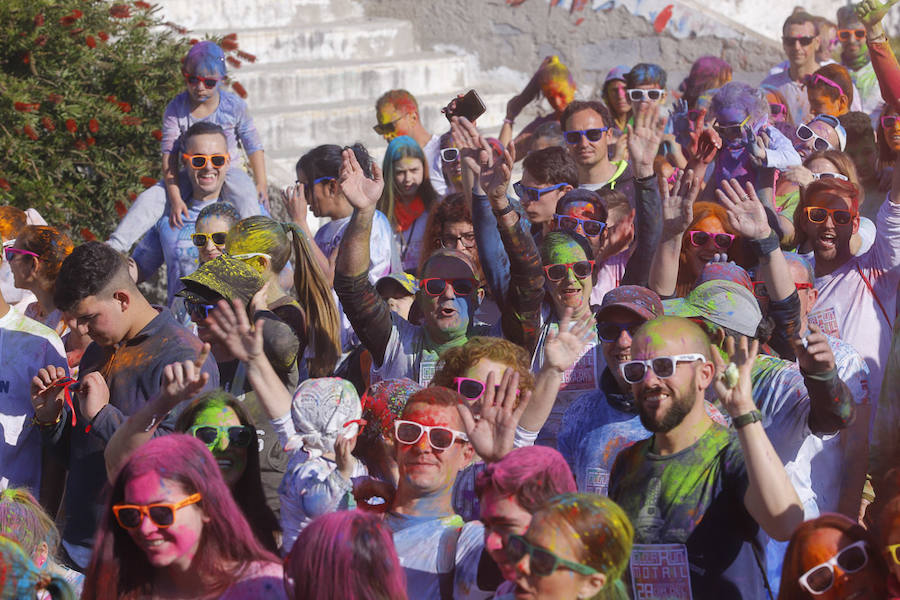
top-left (460, 442), bottom-right (476, 467)
top-left (562, 184), bottom-right (574, 194)
top-left (709, 326), bottom-right (726, 347)
top-left (577, 572), bottom-right (607, 599)
top-left (33, 542), bottom-right (49, 569)
top-left (112, 289), bottom-right (131, 313)
top-left (838, 95), bottom-right (850, 114)
top-left (807, 287), bottom-right (819, 310)
top-left (696, 359), bottom-right (717, 390)
top-left (852, 214), bottom-right (861, 235)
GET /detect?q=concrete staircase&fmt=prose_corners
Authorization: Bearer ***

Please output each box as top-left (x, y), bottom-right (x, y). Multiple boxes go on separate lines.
top-left (151, 0), bottom-right (517, 188)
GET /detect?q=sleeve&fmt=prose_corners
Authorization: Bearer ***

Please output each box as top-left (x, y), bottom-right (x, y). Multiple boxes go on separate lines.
top-left (513, 426), bottom-right (538, 448)
top-left (803, 368), bottom-right (855, 436)
top-left (43, 332), bottom-right (69, 373)
top-left (270, 412), bottom-right (296, 451)
top-left (620, 174), bottom-right (662, 287)
top-left (160, 96), bottom-right (182, 155)
top-left (765, 291), bottom-right (803, 360)
top-left (453, 523), bottom-right (496, 600)
top-left (498, 214), bottom-right (546, 353)
top-left (280, 461), bottom-right (354, 552)
top-left (369, 212), bottom-right (395, 282)
top-left (864, 194), bottom-right (900, 273)
top-left (763, 126), bottom-right (803, 171)
top-left (131, 223), bottom-right (164, 282)
top-left (232, 96), bottom-right (265, 155)
top-left (869, 40), bottom-right (900, 111)
top-left (333, 271), bottom-right (395, 367)
top-left (471, 192), bottom-right (512, 304)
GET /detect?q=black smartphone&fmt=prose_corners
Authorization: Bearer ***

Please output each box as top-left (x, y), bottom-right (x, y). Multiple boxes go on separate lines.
top-left (445, 89), bottom-right (486, 122)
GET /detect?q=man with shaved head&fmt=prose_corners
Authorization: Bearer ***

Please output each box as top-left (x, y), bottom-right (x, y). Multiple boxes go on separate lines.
top-left (609, 316), bottom-right (802, 599)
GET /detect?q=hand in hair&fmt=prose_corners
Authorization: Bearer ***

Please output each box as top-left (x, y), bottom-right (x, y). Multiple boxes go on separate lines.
top-left (716, 178), bottom-right (771, 241)
top-left (660, 169), bottom-right (699, 238)
top-left (205, 299), bottom-right (264, 364)
top-left (78, 371), bottom-right (110, 421)
top-left (457, 368), bottom-right (531, 464)
top-left (282, 181), bottom-right (309, 226)
top-left (856, 0), bottom-right (900, 29)
top-left (160, 344), bottom-right (212, 409)
top-left (30, 365), bottom-right (70, 424)
top-left (338, 148), bottom-right (382, 211)
top-left (543, 307), bottom-right (595, 373)
top-left (627, 102), bottom-right (668, 179)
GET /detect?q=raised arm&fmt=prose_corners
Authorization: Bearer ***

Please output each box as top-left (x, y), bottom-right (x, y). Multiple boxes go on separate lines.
top-left (712, 336), bottom-right (804, 541)
top-left (857, 0), bottom-right (900, 111)
top-left (648, 169), bottom-right (700, 297)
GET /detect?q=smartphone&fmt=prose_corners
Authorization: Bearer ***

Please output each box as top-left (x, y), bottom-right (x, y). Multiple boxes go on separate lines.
top-left (445, 89), bottom-right (486, 123)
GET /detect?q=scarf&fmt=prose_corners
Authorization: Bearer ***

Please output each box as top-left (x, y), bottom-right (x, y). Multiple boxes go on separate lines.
top-left (394, 195), bottom-right (425, 232)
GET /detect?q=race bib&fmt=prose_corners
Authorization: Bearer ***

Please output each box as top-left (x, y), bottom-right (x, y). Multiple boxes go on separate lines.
top-left (630, 544), bottom-right (693, 600)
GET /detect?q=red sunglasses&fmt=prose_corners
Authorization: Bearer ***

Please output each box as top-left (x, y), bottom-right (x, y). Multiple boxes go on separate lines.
top-left (183, 73), bottom-right (221, 89)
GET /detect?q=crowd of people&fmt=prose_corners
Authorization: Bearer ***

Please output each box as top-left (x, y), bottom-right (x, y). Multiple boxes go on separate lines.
top-left (6, 1), bottom-right (900, 598)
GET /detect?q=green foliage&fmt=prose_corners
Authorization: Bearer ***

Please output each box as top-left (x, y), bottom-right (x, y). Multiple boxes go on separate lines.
top-left (0, 0), bottom-right (189, 241)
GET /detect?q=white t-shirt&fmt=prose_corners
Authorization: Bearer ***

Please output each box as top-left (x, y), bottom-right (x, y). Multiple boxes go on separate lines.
top-left (807, 195), bottom-right (900, 410)
top-left (0, 307), bottom-right (67, 492)
top-left (762, 62), bottom-right (863, 125)
top-left (591, 249), bottom-right (631, 306)
top-left (423, 133), bottom-right (448, 197)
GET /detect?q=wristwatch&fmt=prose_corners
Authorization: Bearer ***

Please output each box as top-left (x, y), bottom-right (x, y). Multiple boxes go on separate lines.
top-left (733, 409), bottom-right (762, 429)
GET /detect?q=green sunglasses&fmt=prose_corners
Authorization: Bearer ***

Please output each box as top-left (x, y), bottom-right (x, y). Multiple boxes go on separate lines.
top-left (506, 534), bottom-right (599, 577)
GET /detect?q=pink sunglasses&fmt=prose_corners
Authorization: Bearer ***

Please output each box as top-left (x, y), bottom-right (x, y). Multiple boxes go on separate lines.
top-left (805, 73), bottom-right (846, 97)
top-left (4, 247), bottom-right (40, 261)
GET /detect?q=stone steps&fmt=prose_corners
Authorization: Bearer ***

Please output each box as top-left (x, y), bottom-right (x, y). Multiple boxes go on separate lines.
top-left (153, 0), bottom-right (363, 30)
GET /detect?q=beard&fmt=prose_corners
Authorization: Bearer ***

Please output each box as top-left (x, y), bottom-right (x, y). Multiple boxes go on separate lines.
top-left (638, 390), bottom-right (694, 433)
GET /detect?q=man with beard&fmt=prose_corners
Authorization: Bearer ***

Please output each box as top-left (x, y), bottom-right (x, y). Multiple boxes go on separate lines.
top-left (608, 316), bottom-right (802, 599)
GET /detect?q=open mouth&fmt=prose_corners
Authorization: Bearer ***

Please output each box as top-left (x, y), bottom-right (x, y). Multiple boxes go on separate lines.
top-left (198, 172), bottom-right (218, 186)
top-left (817, 231), bottom-right (837, 250)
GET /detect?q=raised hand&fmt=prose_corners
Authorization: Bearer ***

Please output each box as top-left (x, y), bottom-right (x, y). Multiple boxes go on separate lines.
top-left (747, 129), bottom-right (770, 168)
top-left (716, 178), bottom-right (771, 241)
top-left (628, 103), bottom-right (668, 178)
top-left (159, 344), bottom-right (212, 410)
top-left (694, 127), bottom-right (722, 165)
top-left (30, 365), bottom-right (69, 424)
top-left (481, 140), bottom-right (515, 204)
top-left (783, 165), bottom-right (815, 187)
top-left (281, 182), bottom-right (308, 226)
top-left (543, 307), bottom-right (594, 373)
top-left (792, 324), bottom-right (837, 375)
top-left (456, 369), bottom-right (531, 463)
top-left (205, 299), bottom-right (264, 364)
top-left (856, 0), bottom-right (900, 29)
top-left (451, 116), bottom-right (487, 177)
top-left (660, 168), bottom-right (699, 238)
top-left (334, 428), bottom-right (359, 480)
top-left (338, 148), bottom-right (382, 211)
top-left (710, 335), bottom-right (759, 418)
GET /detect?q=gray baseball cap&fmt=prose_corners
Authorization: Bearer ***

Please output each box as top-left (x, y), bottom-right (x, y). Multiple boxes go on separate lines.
top-left (662, 280), bottom-right (762, 337)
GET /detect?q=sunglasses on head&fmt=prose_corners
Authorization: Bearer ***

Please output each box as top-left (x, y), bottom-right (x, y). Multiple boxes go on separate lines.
top-left (554, 214), bottom-right (607, 237)
top-left (513, 181), bottom-right (567, 204)
top-left (419, 277), bottom-right (477, 297)
top-left (543, 260), bottom-right (595, 282)
top-left (796, 124), bottom-right (833, 152)
top-left (620, 353), bottom-right (707, 384)
top-left (811, 171), bottom-right (848, 182)
top-left (751, 281), bottom-right (814, 298)
top-left (189, 424), bottom-right (253, 449)
top-left (440, 147), bottom-right (460, 163)
top-left (597, 320), bottom-right (644, 343)
top-left (806, 73), bottom-right (846, 96)
top-left (798, 540), bottom-right (868, 595)
top-left (373, 114), bottom-right (405, 136)
top-left (183, 153), bottom-right (228, 169)
top-left (183, 73), bottom-right (220, 89)
top-left (626, 88), bottom-right (664, 102)
top-left (393, 419), bottom-right (468, 450)
top-left (713, 114), bottom-right (751, 138)
top-left (505, 534), bottom-right (599, 577)
top-left (455, 377), bottom-right (501, 401)
top-left (688, 230), bottom-right (735, 250)
top-left (805, 206), bottom-right (854, 225)
top-left (191, 231), bottom-right (227, 247)
top-left (185, 300), bottom-right (217, 321)
top-left (770, 103), bottom-right (787, 117)
top-left (882, 115), bottom-right (900, 130)
top-left (438, 232), bottom-right (476, 249)
top-left (837, 28), bottom-right (866, 42)
top-left (563, 128), bottom-right (608, 144)
top-left (112, 493), bottom-right (202, 530)
top-left (3, 247), bottom-right (40, 261)
top-left (783, 35), bottom-right (816, 46)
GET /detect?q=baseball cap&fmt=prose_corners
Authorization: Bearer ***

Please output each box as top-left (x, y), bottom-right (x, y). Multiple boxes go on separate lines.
top-left (421, 248), bottom-right (478, 281)
top-left (376, 272), bottom-right (418, 297)
top-left (663, 280), bottom-right (762, 337)
top-left (695, 262), bottom-right (753, 292)
top-left (604, 65), bottom-right (630, 85)
top-left (596, 285), bottom-right (664, 323)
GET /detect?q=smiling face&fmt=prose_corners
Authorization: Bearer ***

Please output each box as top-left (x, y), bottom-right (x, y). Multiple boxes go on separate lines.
top-left (480, 489), bottom-right (533, 582)
top-left (882, 107), bottom-right (900, 153)
top-left (122, 472), bottom-right (207, 571)
top-left (393, 157), bottom-right (424, 202)
top-left (541, 237), bottom-right (593, 320)
top-left (599, 306), bottom-right (646, 392)
top-left (795, 528), bottom-right (883, 600)
top-left (194, 215), bottom-right (230, 263)
top-left (190, 402), bottom-right (247, 488)
top-left (840, 17), bottom-right (867, 65)
top-left (797, 120), bottom-right (840, 158)
top-left (800, 190), bottom-right (859, 271)
top-left (630, 82), bottom-right (667, 112)
top-left (564, 109), bottom-right (609, 169)
top-left (553, 201), bottom-right (605, 256)
top-left (605, 80), bottom-right (631, 119)
top-left (684, 214), bottom-right (730, 275)
top-left (183, 132), bottom-right (229, 202)
top-left (418, 256), bottom-right (476, 343)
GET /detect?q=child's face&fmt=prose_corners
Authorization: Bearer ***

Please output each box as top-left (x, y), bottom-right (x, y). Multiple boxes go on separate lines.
top-left (184, 69), bottom-right (220, 105)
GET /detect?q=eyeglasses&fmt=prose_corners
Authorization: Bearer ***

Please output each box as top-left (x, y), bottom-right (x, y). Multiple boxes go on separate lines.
top-left (393, 420), bottom-right (468, 450)
top-left (189, 424), bottom-right (253, 449)
top-left (770, 103), bottom-right (787, 118)
top-left (373, 114), bottom-right (405, 136)
top-left (885, 543), bottom-right (900, 565)
top-left (713, 114), bottom-right (751, 138)
top-left (440, 147), bottom-right (460, 163)
top-left (798, 540), bottom-right (868, 595)
top-left (183, 73), bottom-right (220, 89)
top-left (230, 252), bottom-right (272, 262)
top-left (438, 232), bottom-right (476, 249)
top-left (882, 115), bottom-right (900, 130)
top-left (805, 73), bottom-right (846, 96)
top-left (185, 300), bottom-right (217, 321)
top-left (837, 28), bottom-right (866, 42)
top-left (688, 230), bottom-right (735, 250)
top-left (505, 534), bottom-right (599, 577)
top-left (543, 260), bottom-right (595, 282)
top-left (751, 281), bottom-right (814, 298)
top-left (419, 277), bottom-right (477, 297)
top-left (597, 321), bottom-right (644, 343)
top-left (626, 89), bottom-right (665, 102)
top-left (620, 353), bottom-right (707, 384)
top-left (805, 206), bottom-right (854, 225)
top-left (554, 214), bottom-right (607, 237)
top-left (3, 247), bottom-right (40, 261)
top-left (112, 493), bottom-right (203, 530)
top-left (513, 181), bottom-right (567, 204)
top-left (783, 35), bottom-right (816, 46)
top-left (811, 172), bottom-right (849, 183)
top-left (191, 231), bottom-right (227, 247)
top-left (183, 153), bottom-right (228, 169)
top-left (563, 128), bottom-right (608, 144)
top-left (454, 377), bottom-right (502, 401)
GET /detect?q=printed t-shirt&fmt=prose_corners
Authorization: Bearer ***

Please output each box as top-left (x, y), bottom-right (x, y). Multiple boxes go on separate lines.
top-left (609, 423), bottom-right (767, 599)
top-left (0, 308), bottom-right (67, 492)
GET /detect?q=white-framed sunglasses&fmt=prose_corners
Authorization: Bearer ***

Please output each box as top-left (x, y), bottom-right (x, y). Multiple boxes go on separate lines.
top-left (619, 353), bottom-right (707, 384)
top-left (797, 540), bottom-right (868, 595)
top-left (627, 88), bottom-right (665, 102)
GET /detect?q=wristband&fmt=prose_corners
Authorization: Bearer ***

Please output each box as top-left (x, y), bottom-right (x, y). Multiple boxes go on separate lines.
top-left (748, 229), bottom-right (780, 257)
top-left (732, 409), bottom-right (762, 429)
top-left (802, 366), bottom-right (837, 382)
top-left (492, 203), bottom-right (515, 218)
top-left (32, 412), bottom-right (62, 428)
top-left (503, 117), bottom-right (515, 125)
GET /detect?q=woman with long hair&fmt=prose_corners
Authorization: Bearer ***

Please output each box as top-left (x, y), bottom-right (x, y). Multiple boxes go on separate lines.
top-left (83, 434), bottom-right (286, 599)
top-left (376, 135), bottom-right (440, 274)
top-left (226, 216), bottom-right (341, 377)
top-left (174, 390), bottom-right (280, 553)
